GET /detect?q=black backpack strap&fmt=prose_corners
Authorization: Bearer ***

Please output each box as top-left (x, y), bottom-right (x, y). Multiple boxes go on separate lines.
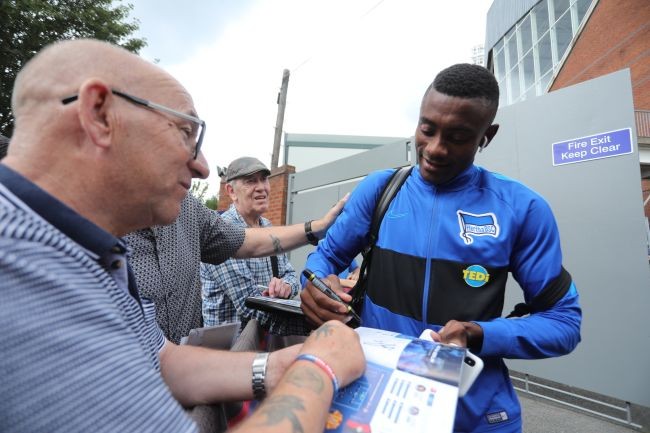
top-left (506, 266), bottom-right (572, 318)
top-left (270, 256), bottom-right (279, 278)
top-left (351, 166), bottom-right (413, 311)
top-left (368, 166), bottom-right (413, 245)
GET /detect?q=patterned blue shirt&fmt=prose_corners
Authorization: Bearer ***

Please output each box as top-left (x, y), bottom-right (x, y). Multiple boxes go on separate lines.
top-left (0, 164), bottom-right (196, 433)
top-left (125, 194), bottom-right (245, 343)
top-left (200, 205), bottom-right (309, 335)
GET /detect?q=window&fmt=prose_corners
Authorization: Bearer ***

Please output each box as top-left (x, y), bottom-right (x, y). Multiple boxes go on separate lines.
top-left (509, 65), bottom-right (521, 101)
top-left (522, 51), bottom-right (536, 91)
top-left (538, 32), bottom-right (553, 76)
top-left (520, 15), bottom-right (533, 55)
top-left (540, 69), bottom-right (553, 92)
top-left (553, 0), bottom-right (571, 19)
top-left (555, 10), bottom-right (574, 61)
top-left (507, 30), bottom-right (518, 71)
top-left (534, 0), bottom-right (550, 36)
top-left (494, 50), bottom-right (506, 83)
top-left (575, 0), bottom-right (592, 22)
top-left (488, 0), bottom-right (595, 106)
top-left (524, 81), bottom-right (537, 101)
top-left (498, 80), bottom-right (508, 107)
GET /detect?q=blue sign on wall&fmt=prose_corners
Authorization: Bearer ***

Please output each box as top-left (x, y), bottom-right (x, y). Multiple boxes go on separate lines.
top-left (552, 128), bottom-right (632, 166)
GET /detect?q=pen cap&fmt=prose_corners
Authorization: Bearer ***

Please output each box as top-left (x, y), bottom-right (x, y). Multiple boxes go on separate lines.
top-left (302, 269), bottom-right (315, 280)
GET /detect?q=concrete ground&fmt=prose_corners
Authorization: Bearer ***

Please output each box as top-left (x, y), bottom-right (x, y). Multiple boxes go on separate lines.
top-left (519, 392), bottom-right (645, 433)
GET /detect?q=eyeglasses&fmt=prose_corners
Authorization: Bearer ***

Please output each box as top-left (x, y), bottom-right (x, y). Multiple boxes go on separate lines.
top-left (62, 88), bottom-right (206, 159)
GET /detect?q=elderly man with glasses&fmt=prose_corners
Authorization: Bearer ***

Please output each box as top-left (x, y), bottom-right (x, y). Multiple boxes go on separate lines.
top-left (97, 63), bottom-right (344, 347)
top-left (123, 143), bottom-right (341, 345)
top-left (0, 39), bottom-right (364, 433)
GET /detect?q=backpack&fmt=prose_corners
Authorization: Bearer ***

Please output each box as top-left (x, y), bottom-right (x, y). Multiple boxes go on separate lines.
top-left (348, 166), bottom-right (412, 321)
top-left (347, 165), bottom-right (571, 325)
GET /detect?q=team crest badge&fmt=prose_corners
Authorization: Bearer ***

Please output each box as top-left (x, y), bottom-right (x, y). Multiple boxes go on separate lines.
top-left (457, 210), bottom-right (499, 245)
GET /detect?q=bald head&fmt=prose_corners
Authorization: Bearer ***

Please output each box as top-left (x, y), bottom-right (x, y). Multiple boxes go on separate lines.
top-left (12, 39), bottom-right (168, 125)
top-left (4, 39), bottom-right (206, 236)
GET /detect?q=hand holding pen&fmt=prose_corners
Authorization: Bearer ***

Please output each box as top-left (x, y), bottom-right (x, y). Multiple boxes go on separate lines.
top-left (301, 268), bottom-right (362, 325)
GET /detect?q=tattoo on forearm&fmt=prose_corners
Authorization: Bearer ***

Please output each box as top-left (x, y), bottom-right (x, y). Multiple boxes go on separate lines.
top-left (270, 235), bottom-right (284, 254)
top-left (314, 322), bottom-right (334, 339)
top-left (255, 395), bottom-right (306, 433)
top-left (286, 366), bottom-right (325, 393)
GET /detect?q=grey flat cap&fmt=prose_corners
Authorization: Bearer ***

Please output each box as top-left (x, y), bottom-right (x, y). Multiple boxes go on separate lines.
top-left (226, 156), bottom-right (271, 181)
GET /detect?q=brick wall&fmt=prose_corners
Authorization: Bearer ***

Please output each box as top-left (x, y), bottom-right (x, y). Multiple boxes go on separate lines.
top-left (217, 165), bottom-right (296, 226)
top-left (550, 0), bottom-right (650, 109)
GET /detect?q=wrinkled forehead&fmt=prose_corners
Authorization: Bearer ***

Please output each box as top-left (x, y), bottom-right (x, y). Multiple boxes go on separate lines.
top-left (237, 171), bottom-right (269, 184)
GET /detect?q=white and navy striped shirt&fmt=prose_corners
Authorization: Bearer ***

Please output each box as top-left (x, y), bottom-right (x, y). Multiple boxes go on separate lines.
top-left (0, 165), bottom-right (196, 433)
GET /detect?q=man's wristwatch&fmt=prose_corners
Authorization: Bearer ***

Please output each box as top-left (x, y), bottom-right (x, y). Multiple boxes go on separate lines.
top-left (252, 352), bottom-right (269, 400)
top-left (304, 220), bottom-right (319, 246)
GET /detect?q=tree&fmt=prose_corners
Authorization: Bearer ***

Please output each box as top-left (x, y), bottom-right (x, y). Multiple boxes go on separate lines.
top-left (204, 194), bottom-right (218, 211)
top-left (190, 179), bottom-right (209, 201)
top-left (190, 179), bottom-right (219, 211)
top-left (0, 0), bottom-right (146, 137)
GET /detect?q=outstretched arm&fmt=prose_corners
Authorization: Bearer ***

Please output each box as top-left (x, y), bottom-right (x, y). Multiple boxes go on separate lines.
top-left (233, 194), bottom-right (349, 259)
top-left (159, 321), bottom-right (365, 433)
top-left (159, 341), bottom-right (300, 406)
top-left (232, 321), bottom-right (365, 433)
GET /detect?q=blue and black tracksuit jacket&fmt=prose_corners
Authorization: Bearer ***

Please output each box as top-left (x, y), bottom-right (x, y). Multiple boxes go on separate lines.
top-left (305, 164), bottom-right (582, 432)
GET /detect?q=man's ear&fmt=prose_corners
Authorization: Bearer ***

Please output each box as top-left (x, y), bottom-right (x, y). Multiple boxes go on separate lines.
top-left (76, 79), bottom-right (113, 149)
top-left (484, 124), bottom-right (499, 146)
top-left (479, 124), bottom-right (500, 152)
top-left (226, 182), bottom-right (238, 202)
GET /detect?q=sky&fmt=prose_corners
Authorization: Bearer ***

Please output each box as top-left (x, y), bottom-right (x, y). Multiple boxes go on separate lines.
top-left (126, 0), bottom-right (493, 193)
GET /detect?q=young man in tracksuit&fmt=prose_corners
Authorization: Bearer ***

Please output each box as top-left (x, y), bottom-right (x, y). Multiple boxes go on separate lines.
top-left (300, 63), bottom-right (582, 432)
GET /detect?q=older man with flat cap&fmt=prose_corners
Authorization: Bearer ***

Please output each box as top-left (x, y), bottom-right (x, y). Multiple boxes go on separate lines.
top-left (125, 153), bottom-right (340, 343)
top-left (0, 38), bottom-right (364, 433)
top-left (201, 157), bottom-right (306, 336)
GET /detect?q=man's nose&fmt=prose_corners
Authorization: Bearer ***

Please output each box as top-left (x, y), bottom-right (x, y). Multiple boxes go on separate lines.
top-left (422, 135), bottom-right (446, 157)
top-left (189, 150), bottom-right (210, 179)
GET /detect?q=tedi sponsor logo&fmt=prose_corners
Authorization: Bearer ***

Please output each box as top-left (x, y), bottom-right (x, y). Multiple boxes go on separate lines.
top-left (457, 210), bottom-right (500, 245)
top-left (463, 264), bottom-right (490, 288)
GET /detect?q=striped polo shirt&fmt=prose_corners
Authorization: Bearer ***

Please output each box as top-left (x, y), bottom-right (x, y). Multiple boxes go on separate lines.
top-left (0, 164), bottom-right (197, 433)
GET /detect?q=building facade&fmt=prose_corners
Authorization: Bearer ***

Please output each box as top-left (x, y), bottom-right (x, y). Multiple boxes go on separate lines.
top-left (484, 0), bottom-right (650, 220)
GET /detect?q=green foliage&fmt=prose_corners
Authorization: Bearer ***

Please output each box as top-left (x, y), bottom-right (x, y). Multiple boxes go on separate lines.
top-left (190, 180), bottom-right (218, 210)
top-left (204, 195), bottom-right (218, 211)
top-left (0, 0), bottom-right (147, 137)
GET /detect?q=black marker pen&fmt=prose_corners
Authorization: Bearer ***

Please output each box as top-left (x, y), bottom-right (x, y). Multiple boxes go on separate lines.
top-left (303, 268), bottom-right (362, 324)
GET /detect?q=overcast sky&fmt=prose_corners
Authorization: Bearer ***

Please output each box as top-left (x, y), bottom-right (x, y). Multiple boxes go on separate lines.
top-left (127, 0), bottom-right (493, 191)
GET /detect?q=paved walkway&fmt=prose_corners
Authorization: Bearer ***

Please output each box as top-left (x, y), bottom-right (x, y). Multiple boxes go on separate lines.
top-left (519, 392), bottom-right (644, 433)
